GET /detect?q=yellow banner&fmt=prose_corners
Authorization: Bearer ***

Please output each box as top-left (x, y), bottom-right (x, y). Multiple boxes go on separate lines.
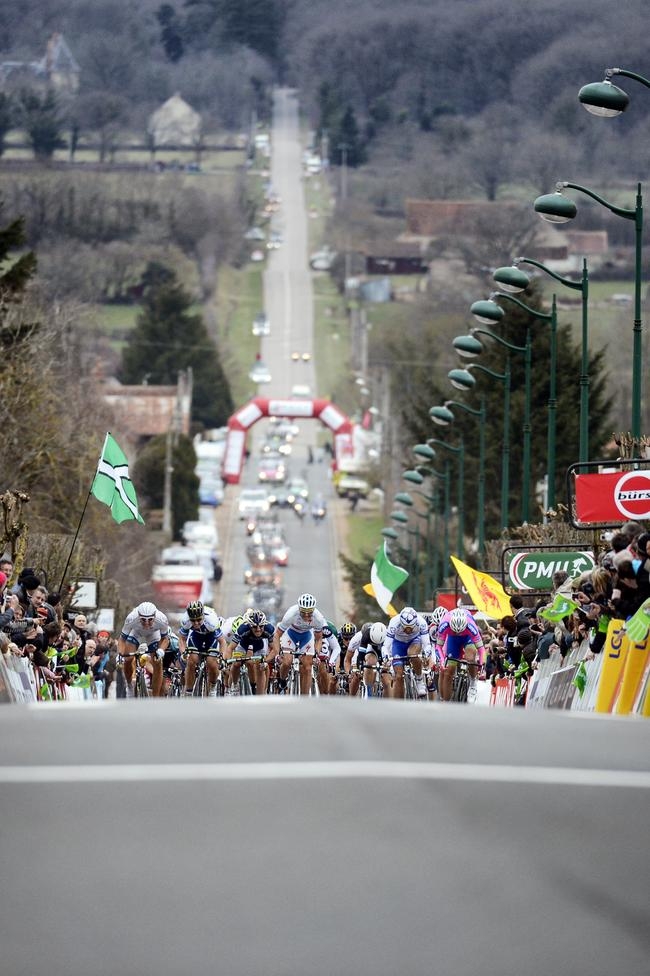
top-left (594, 619), bottom-right (628, 714)
top-left (615, 632), bottom-right (650, 716)
top-left (450, 555), bottom-right (512, 618)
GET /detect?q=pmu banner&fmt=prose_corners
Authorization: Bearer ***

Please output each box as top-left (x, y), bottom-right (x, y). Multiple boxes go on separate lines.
top-left (575, 469), bottom-right (650, 524)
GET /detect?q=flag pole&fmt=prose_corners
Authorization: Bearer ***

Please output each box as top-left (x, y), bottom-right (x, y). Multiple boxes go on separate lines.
top-left (57, 432), bottom-right (109, 595)
top-left (57, 486), bottom-right (93, 597)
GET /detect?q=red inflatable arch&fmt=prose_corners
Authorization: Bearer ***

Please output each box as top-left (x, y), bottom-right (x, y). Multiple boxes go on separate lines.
top-left (221, 396), bottom-right (355, 484)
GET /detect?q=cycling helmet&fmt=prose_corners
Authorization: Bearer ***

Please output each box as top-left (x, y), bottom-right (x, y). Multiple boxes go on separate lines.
top-left (430, 606), bottom-right (447, 629)
top-left (369, 622), bottom-right (387, 645)
top-left (340, 622), bottom-right (357, 639)
top-left (231, 615), bottom-right (244, 633)
top-left (243, 607), bottom-right (255, 623)
top-left (449, 608), bottom-right (469, 633)
top-left (248, 609), bottom-right (267, 627)
top-left (399, 607), bottom-right (417, 628)
top-left (298, 593), bottom-right (317, 610)
top-left (137, 601), bottom-right (156, 618)
top-left (186, 600), bottom-right (204, 621)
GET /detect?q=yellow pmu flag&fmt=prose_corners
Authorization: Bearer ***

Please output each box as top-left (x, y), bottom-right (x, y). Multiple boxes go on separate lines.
top-left (450, 555), bottom-right (512, 619)
top-left (615, 632), bottom-right (650, 716)
top-left (594, 619), bottom-right (628, 714)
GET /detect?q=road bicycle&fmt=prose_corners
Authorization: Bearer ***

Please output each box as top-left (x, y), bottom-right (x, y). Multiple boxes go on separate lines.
top-left (357, 664), bottom-right (386, 699)
top-left (115, 649), bottom-right (150, 699)
top-left (334, 670), bottom-right (350, 695)
top-left (189, 649), bottom-right (223, 698)
top-left (392, 655), bottom-right (426, 701)
top-left (288, 652), bottom-right (319, 696)
top-left (166, 663), bottom-right (184, 698)
top-left (447, 657), bottom-right (479, 703)
top-left (223, 654), bottom-right (266, 696)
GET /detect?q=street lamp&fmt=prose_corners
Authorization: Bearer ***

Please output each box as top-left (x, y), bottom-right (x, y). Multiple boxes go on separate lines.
top-left (430, 398), bottom-right (486, 558)
top-left (427, 436), bottom-right (465, 560)
top-left (494, 256), bottom-right (590, 463)
top-left (401, 464), bottom-right (449, 594)
top-left (454, 325), bottom-right (531, 522)
top-left (471, 290), bottom-right (558, 510)
top-left (578, 67), bottom-right (650, 117)
top-left (534, 180), bottom-right (644, 446)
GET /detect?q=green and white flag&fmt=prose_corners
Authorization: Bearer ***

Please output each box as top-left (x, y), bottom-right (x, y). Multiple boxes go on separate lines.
top-left (363, 541), bottom-right (409, 616)
top-left (624, 599), bottom-right (650, 644)
top-left (91, 433), bottom-right (144, 524)
top-left (538, 593), bottom-right (579, 622)
top-left (572, 660), bottom-right (588, 697)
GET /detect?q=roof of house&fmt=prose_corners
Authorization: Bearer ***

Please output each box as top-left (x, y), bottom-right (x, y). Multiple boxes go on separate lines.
top-left (101, 375), bottom-right (192, 438)
top-left (405, 198), bottom-right (522, 237)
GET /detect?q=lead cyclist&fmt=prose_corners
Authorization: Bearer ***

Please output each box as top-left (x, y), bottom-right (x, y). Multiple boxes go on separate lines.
top-left (270, 593), bottom-right (325, 695)
top-left (436, 607), bottom-right (485, 702)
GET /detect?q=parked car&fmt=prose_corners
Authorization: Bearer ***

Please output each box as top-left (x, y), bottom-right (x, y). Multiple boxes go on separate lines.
top-left (198, 477), bottom-right (224, 507)
top-left (237, 488), bottom-right (270, 519)
top-left (252, 312), bottom-right (271, 336)
top-left (335, 475), bottom-right (371, 499)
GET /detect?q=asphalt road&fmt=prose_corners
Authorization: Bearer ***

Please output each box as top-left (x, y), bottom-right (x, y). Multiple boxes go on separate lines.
top-left (1, 699), bottom-right (649, 975)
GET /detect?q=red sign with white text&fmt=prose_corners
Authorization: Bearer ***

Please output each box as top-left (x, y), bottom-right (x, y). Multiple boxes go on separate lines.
top-left (575, 470), bottom-right (650, 523)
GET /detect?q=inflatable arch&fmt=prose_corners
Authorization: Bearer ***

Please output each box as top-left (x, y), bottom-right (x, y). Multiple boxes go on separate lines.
top-left (221, 396), bottom-right (354, 484)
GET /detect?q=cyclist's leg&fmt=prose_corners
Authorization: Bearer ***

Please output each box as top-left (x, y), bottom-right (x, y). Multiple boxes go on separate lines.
top-left (362, 651), bottom-right (379, 696)
top-left (408, 640), bottom-right (426, 696)
top-left (207, 651), bottom-right (221, 696)
top-left (300, 653), bottom-right (315, 695)
top-left (184, 651), bottom-right (199, 695)
top-left (391, 640), bottom-right (409, 699)
top-left (120, 637), bottom-right (138, 688)
top-left (464, 641), bottom-right (479, 701)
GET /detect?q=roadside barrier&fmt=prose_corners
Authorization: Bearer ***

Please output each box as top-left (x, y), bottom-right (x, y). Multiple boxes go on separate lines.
top-left (489, 619), bottom-right (650, 716)
top-left (0, 655), bottom-right (101, 703)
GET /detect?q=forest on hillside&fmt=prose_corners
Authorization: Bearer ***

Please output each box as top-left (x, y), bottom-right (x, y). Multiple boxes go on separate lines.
top-left (1, 0), bottom-right (649, 184)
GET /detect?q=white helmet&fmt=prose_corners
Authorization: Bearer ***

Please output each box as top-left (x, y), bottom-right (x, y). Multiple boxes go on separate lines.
top-left (137, 601), bottom-right (156, 618)
top-left (430, 606), bottom-right (447, 628)
top-left (369, 622), bottom-right (387, 646)
top-left (449, 608), bottom-right (469, 633)
top-left (399, 607), bottom-right (417, 628)
top-left (298, 593), bottom-right (317, 610)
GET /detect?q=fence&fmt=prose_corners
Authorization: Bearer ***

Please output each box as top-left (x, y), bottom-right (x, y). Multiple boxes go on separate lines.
top-left (0, 655), bottom-right (101, 704)
top-left (489, 620), bottom-right (650, 717)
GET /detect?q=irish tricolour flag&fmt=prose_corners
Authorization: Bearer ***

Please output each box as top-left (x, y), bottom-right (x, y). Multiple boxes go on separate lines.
top-left (91, 433), bottom-right (145, 524)
top-left (363, 541), bottom-right (409, 616)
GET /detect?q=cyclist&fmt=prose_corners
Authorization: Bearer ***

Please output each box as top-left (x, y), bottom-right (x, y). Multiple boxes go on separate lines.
top-left (384, 607), bottom-right (429, 699)
top-left (422, 605), bottom-right (447, 700)
top-left (225, 609), bottom-right (274, 695)
top-left (118, 601), bottom-right (170, 697)
top-left (179, 600), bottom-right (226, 697)
top-left (162, 631), bottom-right (183, 696)
top-left (436, 607), bottom-right (485, 703)
top-left (318, 622), bottom-right (341, 694)
top-left (270, 593), bottom-right (325, 695)
top-left (346, 621), bottom-right (389, 697)
top-left (328, 620), bottom-right (356, 693)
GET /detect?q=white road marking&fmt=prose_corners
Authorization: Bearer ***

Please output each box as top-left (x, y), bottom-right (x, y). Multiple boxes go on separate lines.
top-left (1, 761), bottom-right (649, 789)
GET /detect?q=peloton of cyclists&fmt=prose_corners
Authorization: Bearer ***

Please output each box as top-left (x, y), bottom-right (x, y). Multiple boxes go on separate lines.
top-left (435, 606), bottom-right (485, 703)
top-left (178, 600), bottom-right (226, 697)
top-left (270, 592), bottom-right (326, 695)
top-left (118, 601), bottom-right (171, 697)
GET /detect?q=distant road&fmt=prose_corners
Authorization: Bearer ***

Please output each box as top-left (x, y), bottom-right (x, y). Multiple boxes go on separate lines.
top-left (1, 700), bottom-right (649, 975)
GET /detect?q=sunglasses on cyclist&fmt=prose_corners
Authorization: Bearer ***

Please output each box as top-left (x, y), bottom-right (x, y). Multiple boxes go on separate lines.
top-left (139, 616), bottom-right (155, 624)
top-left (299, 609), bottom-right (314, 618)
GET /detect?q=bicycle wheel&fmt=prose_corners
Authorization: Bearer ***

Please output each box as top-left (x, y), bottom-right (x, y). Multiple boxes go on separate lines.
top-left (115, 667), bottom-right (127, 699)
top-left (452, 672), bottom-right (469, 703)
top-left (135, 669), bottom-right (149, 699)
top-left (404, 672), bottom-right (418, 701)
top-left (289, 665), bottom-right (301, 695)
top-left (193, 663), bottom-right (208, 697)
top-left (240, 668), bottom-right (253, 696)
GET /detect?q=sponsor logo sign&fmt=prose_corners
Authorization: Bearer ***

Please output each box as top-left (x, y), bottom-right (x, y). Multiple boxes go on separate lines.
top-left (574, 470), bottom-right (650, 524)
top-left (507, 550), bottom-right (595, 590)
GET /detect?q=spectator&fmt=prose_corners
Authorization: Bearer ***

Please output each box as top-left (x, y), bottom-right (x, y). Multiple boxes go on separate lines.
top-left (0, 557), bottom-right (13, 582)
top-left (32, 585), bottom-right (57, 625)
top-left (508, 595), bottom-right (534, 635)
top-left (11, 571), bottom-right (42, 616)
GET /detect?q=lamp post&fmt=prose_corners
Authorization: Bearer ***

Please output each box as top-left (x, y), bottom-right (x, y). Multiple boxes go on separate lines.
top-left (390, 508), bottom-right (417, 603)
top-left (534, 180), bottom-right (643, 447)
top-left (426, 437), bottom-right (465, 559)
top-left (430, 398), bottom-right (486, 559)
top-left (470, 291), bottom-right (558, 510)
top-left (454, 325), bottom-right (531, 522)
top-left (578, 68), bottom-right (650, 117)
top-left (400, 461), bottom-right (451, 586)
top-left (494, 256), bottom-right (590, 463)
top-left (448, 363), bottom-right (510, 530)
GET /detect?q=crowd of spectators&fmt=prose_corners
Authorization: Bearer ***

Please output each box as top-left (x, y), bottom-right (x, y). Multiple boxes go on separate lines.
top-left (0, 557), bottom-right (118, 696)
top-left (483, 520), bottom-right (650, 687)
